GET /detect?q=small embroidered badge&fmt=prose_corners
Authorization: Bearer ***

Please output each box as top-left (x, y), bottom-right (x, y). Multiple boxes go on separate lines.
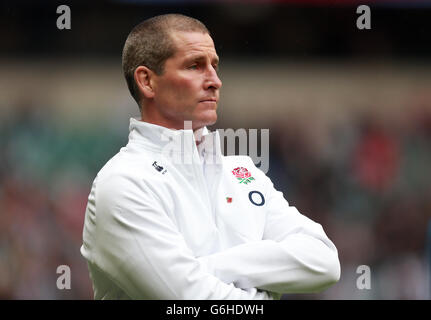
top-left (232, 167), bottom-right (255, 184)
top-left (152, 161), bottom-right (167, 174)
top-left (152, 161), bottom-right (163, 172)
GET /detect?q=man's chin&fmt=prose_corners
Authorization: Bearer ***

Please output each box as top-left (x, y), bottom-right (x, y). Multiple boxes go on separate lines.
top-left (192, 122), bottom-right (215, 131)
top-left (190, 113), bottom-right (217, 130)
top-left (205, 115), bottom-right (217, 127)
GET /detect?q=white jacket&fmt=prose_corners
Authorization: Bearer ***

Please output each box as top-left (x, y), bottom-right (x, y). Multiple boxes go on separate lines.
top-left (80, 118), bottom-right (340, 299)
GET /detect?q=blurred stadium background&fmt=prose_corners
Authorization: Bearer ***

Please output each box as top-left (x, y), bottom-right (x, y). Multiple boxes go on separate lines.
top-left (1, 0), bottom-right (431, 299)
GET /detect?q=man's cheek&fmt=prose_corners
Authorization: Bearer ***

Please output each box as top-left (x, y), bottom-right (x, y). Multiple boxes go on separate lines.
top-left (177, 90), bottom-right (193, 106)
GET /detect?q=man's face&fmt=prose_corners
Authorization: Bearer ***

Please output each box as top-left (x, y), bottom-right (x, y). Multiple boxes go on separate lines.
top-left (152, 31), bottom-right (222, 130)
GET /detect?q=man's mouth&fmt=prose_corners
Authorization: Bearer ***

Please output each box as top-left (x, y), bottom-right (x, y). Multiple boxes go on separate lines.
top-left (200, 98), bottom-right (218, 103)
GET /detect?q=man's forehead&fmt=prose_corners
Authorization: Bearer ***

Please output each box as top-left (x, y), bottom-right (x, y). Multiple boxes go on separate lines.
top-left (170, 31), bottom-right (218, 58)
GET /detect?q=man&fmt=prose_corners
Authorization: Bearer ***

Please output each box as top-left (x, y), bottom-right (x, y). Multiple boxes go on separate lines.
top-left (80, 14), bottom-right (340, 299)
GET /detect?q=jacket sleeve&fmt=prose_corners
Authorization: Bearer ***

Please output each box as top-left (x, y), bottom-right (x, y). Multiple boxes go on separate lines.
top-left (84, 172), bottom-right (274, 300)
top-left (198, 166), bottom-right (341, 294)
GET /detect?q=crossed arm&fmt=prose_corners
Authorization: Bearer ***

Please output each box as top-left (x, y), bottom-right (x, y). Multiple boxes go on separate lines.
top-left (198, 178), bottom-right (340, 294)
top-left (86, 172), bottom-right (340, 299)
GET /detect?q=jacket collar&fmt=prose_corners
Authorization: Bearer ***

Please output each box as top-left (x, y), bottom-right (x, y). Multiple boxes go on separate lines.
top-left (127, 118), bottom-right (222, 159)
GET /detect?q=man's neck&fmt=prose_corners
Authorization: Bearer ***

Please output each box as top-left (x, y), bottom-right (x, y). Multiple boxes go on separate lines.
top-left (139, 115), bottom-right (207, 144)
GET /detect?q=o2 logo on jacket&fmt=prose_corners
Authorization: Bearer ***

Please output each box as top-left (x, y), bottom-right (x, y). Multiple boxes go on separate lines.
top-left (248, 191), bottom-right (265, 206)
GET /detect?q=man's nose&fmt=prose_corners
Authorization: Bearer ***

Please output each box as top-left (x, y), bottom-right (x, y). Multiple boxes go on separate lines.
top-left (205, 67), bottom-right (222, 90)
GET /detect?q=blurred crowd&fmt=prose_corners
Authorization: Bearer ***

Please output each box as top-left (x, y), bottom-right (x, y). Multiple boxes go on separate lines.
top-left (0, 96), bottom-right (430, 299)
top-left (0, 100), bottom-right (126, 299)
top-left (267, 105), bottom-right (431, 299)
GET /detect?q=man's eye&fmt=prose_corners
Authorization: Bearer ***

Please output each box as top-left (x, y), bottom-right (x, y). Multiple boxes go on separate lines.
top-left (188, 65), bottom-right (198, 70)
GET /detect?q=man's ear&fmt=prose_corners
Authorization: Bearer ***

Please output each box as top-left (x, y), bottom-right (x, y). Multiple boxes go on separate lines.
top-left (134, 66), bottom-right (156, 99)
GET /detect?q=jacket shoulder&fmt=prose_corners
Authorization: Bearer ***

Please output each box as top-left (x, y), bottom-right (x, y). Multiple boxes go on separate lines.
top-left (96, 147), bottom-right (157, 180)
top-left (91, 148), bottom-right (167, 204)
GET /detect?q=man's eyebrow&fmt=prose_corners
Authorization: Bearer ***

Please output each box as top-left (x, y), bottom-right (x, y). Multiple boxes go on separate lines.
top-left (185, 54), bottom-right (219, 64)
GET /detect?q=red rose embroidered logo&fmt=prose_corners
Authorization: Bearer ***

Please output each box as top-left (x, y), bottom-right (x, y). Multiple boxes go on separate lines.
top-left (232, 167), bottom-right (255, 184)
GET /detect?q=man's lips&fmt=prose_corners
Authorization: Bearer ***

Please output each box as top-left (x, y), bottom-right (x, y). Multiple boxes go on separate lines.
top-left (199, 98), bottom-right (218, 103)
